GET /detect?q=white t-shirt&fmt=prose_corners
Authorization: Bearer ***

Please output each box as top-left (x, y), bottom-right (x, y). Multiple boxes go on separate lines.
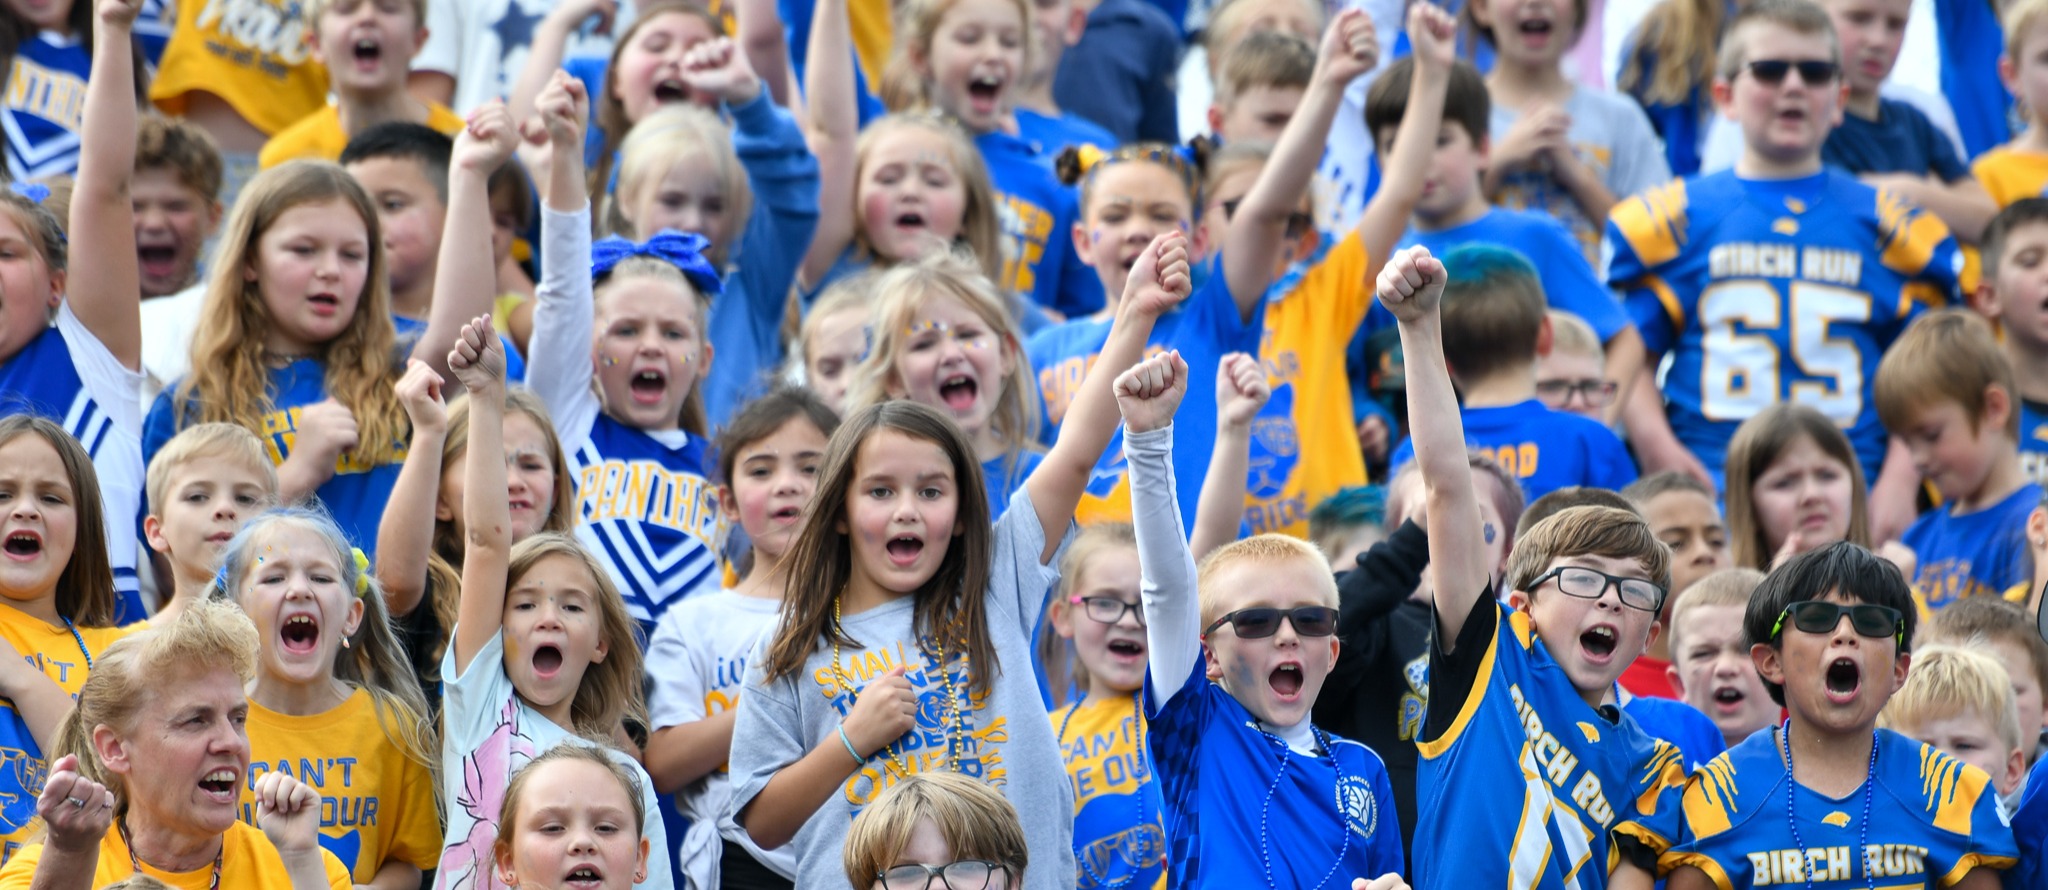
top-left (138, 282), bottom-right (205, 407)
top-left (414, 0), bottom-right (640, 116)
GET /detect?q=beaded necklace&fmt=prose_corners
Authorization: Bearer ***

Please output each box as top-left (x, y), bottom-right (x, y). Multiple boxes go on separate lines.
top-left (830, 595), bottom-right (968, 774)
top-left (119, 816), bottom-right (222, 889)
top-left (1055, 692), bottom-right (1149, 889)
top-left (1256, 724), bottom-right (1350, 890)
top-left (1778, 720), bottom-right (1878, 890)
top-left (61, 616), bottom-right (91, 669)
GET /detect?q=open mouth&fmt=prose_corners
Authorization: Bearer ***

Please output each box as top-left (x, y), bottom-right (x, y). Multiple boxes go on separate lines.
top-left (1579, 625), bottom-right (1617, 660)
top-left (886, 534), bottom-right (924, 566)
top-left (966, 73), bottom-right (1004, 111)
top-left (1270, 663), bottom-right (1303, 698)
top-left (770, 505), bottom-right (802, 523)
top-left (1824, 657), bottom-right (1861, 701)
top-left (566, 865), bottom-right (604, 888)
top-left (1517, 18), bottom-right (1553, 34)
top-left (938, 374), bottom-right (978, 412)
top-left (280, 614), bottom-right (320, 654)
top-left (3, 532), bottom-right (40, 558)
top-left (653, 79), bottom-right (689, 104)
top-left (894, 211), bottom-right (927, 229)
top-left (1106, 638), bottom-right (1144, 659)
top-left (199, 768), bottom-right (237, 800)
top-left (352, 38), bottom-right (382, 66)
top-left (629, 370), bottom-right (667, 404)
top-left (308, 293), bottom-right (341, 315)
top-left (533, 645), bottom-right (564, 680)
top-left (509, 497), bottom-right (535, 514)
top-left (138, 245), bottom-right (178, 277)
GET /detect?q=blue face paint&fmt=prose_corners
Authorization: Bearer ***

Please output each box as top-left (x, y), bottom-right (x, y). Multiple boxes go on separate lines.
top-left (1483, 523), bottom-right (1496, 545)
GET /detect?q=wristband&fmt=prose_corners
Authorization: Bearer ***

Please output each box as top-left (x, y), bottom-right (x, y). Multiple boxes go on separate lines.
top-left (837, 724), bottom-right (864, 764)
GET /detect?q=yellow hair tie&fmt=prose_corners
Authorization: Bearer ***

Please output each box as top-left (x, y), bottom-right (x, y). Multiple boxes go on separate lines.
top-left (352, 548), bottom-right (372, 598)
top-left (1075, 143), bottom-right (1108, 175)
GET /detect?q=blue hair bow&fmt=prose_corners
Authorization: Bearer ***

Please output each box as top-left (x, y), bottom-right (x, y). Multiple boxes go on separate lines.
top-left (591, 230), bottom-right (723, 297)
top-left (9, 182), bottom-right (48, 205)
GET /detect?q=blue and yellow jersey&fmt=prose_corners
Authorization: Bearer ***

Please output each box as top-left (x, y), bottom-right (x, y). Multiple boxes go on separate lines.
top-left (976, 130), bottom-right (1104, 320)
top-left (2011, 757), bottom-right (2048, 890)
top-left (1148, 661), bottom-right (1404, 889)
top-left (1607, 170), bottom-right (1962, 481)
top-left (1054, 695), bottom-right (1167, 890)
top-left (1903, 482), bottom-right (2041, 616)
top-left (1387, 400), bottom-right (1636, 505)
top-left (1413, 600), bottom-right (1687, 890)
top-left (2020, 399), bottom-right (2048, 489)
top-left (1660, 728), bottom-right (2018, 889)
top-left (1251, 229), bottom-right (1374, 538)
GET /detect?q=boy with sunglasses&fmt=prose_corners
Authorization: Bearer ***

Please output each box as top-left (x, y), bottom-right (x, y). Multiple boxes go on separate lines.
top-left (1658, 541), bottom-right (2018, 888)
top-left (1116, 350), bottom-right (1404, 887)
top-left (1380, 240), bottom-right (1686, 890)
top-left (1606, 0), bottom-right (1961, 532)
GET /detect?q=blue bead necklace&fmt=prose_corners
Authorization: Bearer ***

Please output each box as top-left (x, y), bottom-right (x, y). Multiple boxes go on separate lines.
top-left (62, 616), bottom-right (91, 669)
top-left (1778, 720), bottom-right (1878, 890)
top-left (1257, 724), bottom-right (1349, 890)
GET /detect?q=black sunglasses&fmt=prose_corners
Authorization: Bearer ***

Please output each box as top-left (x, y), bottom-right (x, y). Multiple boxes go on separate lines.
top-left (1743, 59), bottom-right (1840, 86)
top-left (1219, 198), bottom-right (1315, 240)
top-left (1202, 606), bottom-right (1339, 639)
top-left (1770, 600), bottom-right (1904, 645)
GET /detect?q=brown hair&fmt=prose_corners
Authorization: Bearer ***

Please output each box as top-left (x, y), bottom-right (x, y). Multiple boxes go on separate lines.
top-left (0, 416), bottom-right (118, 627)
top-left (881, 0), bottom-right (1036, 115)
top-left (175, 162), bottom-right (407, 468)
top-left (1506, 505), bottom-right (1673, 596)
top-left (1619, 0), bottom-right (1725, 106)
top-left (1924, 596), bottom-right (2048, 711)
top-left (1724, 404), bottom-right (1871, 570)
top-left (1056, 141), bottom-right (1210, 223)
top-left (762, 401), bottom-right (1000, 695)
top-left (1516, 487), bottom-right (1639, 543)
top-left (1439, 245), bottom-right (1546, 383)
top-left (1213, 30), bottom-right (1315, 107)
top-left (713, 387), bottom-right (842, 578)
top-left (1366, 56), bottom-right (1491, 148)
top-left (1622, 470), bottom-right (1718, 508)
top-left (1874, 309), bottom-right (2021, 440)
top-left (842, 771), bottom-right (1028, 888)
top-left (1714, 0), bottom-right (1840, 81)
top-left (136, 116), bottom-right (225, 202)
top-left (590, 0), bottom-right (731, 204)
top-left (1384, 453), bottom-right (1526, 541)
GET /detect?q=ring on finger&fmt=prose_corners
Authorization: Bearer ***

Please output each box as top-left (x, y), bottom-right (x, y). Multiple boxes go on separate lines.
top-left (66, 796), bottom-right (85, 807)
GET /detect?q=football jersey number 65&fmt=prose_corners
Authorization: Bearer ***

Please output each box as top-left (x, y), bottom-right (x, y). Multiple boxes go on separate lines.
top-left (1698, 280), bottom-right (1873, 423)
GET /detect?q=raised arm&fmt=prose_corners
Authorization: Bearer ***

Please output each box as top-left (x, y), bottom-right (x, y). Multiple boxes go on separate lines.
top-left (450, 316), bottom-right (511, 674)
top-left (1379, 246), bottom-right (1488, 644)
top-left (1026, 231), bottom-right (1190, 563)
top-left (1221, 9), bottom-right (1378, 320)
top-left (731, 0), bottom-right (792, 108)
top-left (409, 103), bottom-right (518, 377)
top-left (796, 0), bottom-right (859, 290)
top-left (519, 72), bottom-right (602, 437)
top-left (1355, 5), bottom-right (1455, 270)
top-left (1189, 352), bottom-right (1267, 559)
top-left (1122, 353), bottom-right (1201, 704)
top-left (375, 360), bottom-right (447, 617)
top-left (67, 0), bottom-right (144, 370)
top-left (507, 0), bottom-right (613, 126)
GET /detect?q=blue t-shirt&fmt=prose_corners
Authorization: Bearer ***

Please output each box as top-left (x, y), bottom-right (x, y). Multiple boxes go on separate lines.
top-left (977, 130), bottom-right (1104, 320)
top-left (4, 31), bottom-right (89, 180)
top-left (1014, 107), bottom-right (1119, 157)
top-left (1607, 170), bottom-right (1961, 482)
top-left (1661, 728), bottom-right (2019, 887)
top-left (2022, 399), bottom-right (2048, 489)
top-left (1622, 693), bottom-right (1727, 774)
top-left (1902, 482), bottom-right (2042, 614)
top-left (1050, 0), bottom-right (1180, 146)
top-left (1027, 262), bottom-right (1264, 528)
top-left (982, 449), bottom-right (1043, 520)
top-left (2012, 757), bottom-right (2048, 890)
top-left (1938, 0), bottom-right (2013, 159)
top-left (390, 316), bottom-right (525, 382)
top-left (1350, 209), bottom-right (1631, 425)
top-left (1147, 660), bottom-right (1404, 889)
top-left (1386, 399), bottom-right (1636, 504)
top-left (1823, 98), bottom-right (1971, 181)
top-left (145, 358), bottom-right (405, 557)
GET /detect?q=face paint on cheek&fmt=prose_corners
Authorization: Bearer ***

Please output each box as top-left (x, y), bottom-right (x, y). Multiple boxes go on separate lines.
top-left (1483, 524), bottom-right (1496, 545)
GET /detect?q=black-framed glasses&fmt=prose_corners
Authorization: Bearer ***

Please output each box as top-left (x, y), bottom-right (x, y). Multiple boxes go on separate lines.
top-left (1202, 606), bottom-right (1339, 639)
top-left (1743, 59), bottom-right (1840, 86)
top-left (1219, 198), bottom-right (1315, 240)
top-left (878, 860), bottom-right (1010, 890)
top-left (1529, 566), bottom-right (1666, 613)
top-left (1535, 378), bottom-right (1619, 408)
top-left (1770, 600), bottom-right (1904, 645)
top-left (1069, 595), bottom-right (1147, 627)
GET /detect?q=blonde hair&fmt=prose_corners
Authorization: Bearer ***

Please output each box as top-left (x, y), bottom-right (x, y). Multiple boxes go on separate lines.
top-left (1619, 0), bottom-right (1725, 105)
top-left (846, 252), bottom-right (1039, 458)
top-left (842, 771), bottom-right (1028, 889)
top-left (1505, 506), bottom-right (1673, 596)
top-left (1665, 567), bottom-right (1764, 656)
top-left (1203, 0), bottom-right (1325, 75)
top-left (100, 876), bottom-right (175, 890)
top-left (1724, 404), bottom-right (1871, 570)
top-left (51, 598), bottom-right (259, 820)
top-left (1195, 534), bottom-right (1337, 629)
top-left (1214, 30), bottom-right (1315, 107)
top-left (610, 104), bottom-right (753, 266)
top-left (1714, 0), bottom-right (1840, 82)
top-left (505, 534), bottom-right (649, 738)
top-left (589, 0), bottom-right (729, 203)
top-left (2009, 0), bottom-right (2048, 69)
top-left (308, 0), bottom-right (425, 28)
top-left (1878, 644), bottom-right (2025, 755)
top-left (849, 113), bottom-right (1005, 284)
top-left (1041, 523), bottom-right (1139, 705)
top-left (881, 0), bottom-right (1036, 115)
top-left (595, 257), bottom-right (715, 436)
top-left (1923, 596), bottom-right (2048, 708)
top-left (144, 423), bottom-right (279, 516)
top-left (1546, 309), bottom-right (1602, 359)
top-left (797, 271), bottom-right (877, 367)
top-left (175, 162), bottom-right (407, 468)
top-left (492, 743), bottom-right (647, 868)
top-left (1875, 309), bottom-right (2021, 440)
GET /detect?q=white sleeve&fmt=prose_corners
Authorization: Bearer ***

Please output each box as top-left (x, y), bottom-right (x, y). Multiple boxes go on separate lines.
top-left (1128, 424), bottom-right (1200, 710)
top-left (55, 301), bottom-right (143, 435)
top-left (524, 204), bottom-right (601, 441)
top-left (413, 0), bottom-right (464, 78)
top-left (645, 601), bottom-right (710, 730)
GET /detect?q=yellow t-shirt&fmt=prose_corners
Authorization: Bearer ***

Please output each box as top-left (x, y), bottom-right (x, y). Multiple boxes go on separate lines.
top-left (241, 688), bottom-right (439, 882)
top-left (1246, 230), bottom-right (1374, 538)
top-left (1972, 146), bottom-right (2048, 208)
top-left (0, 606), bottom-right (129, 863)
top-left (149, 0), bottom-right (329, 137)
top-left (0, 819), bottom-right (351, 889)
top-left (259, 102), bottom-right (468, 170)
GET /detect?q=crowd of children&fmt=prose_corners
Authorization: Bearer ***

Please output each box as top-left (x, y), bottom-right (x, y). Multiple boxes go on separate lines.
top-left (10, 0), bottom-right (2048, 885)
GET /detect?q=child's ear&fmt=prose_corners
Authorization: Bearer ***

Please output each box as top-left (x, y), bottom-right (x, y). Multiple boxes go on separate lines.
top-left (434, 490), bottom-right (456, 524)
top-left (204, 200), bottom-right (225, 238)
top-left (634, 836), bottom-right (650, 883)
top-left (717, 485), bottom-right (740, 517)
top-left (1061, 4), bottom-right (1087, 45)
top-left (1750, 641), bottom-right (1786, 689)
top-left (1504, 586), bottom-right (1533, 614)
top-left (1710, 79), bottom-right (1737, 119)
top-left (1207, 104), bottom-right (1227, 140)
top-left (1535, 315), bottom-right (1555, 358)
top-left (2026, 504), bottom-right (2047, 557)
top-left (2005, 745), bottom-right (2028, 797)
top-left (1050, 600), bottom-right (1077, 639)
top-left (1828, 83), bottom-right (1849, 128)
top-left (699, 341), bottom-right (716, 376)
top-left (44, 269), bottom-right (63, 305)
top-left (1070, 220), bottom-right (1092, 264)
top-left (1202, 638), bottom-right (1222, 682)
top-left (1984, 382), bottom-right (2014, 433)
top-left (143, 515), bottom-right (170, 555)
top-left (1664, 661), bottom-right (1686, 699)
top-left (1888, 647), bottom-right (1911, 695)
top-left (1969, 279), bottom-right (2001, 317)
top-left (1642, 619), bottom-right (1661, 654)
top-left (2002, 54), bottom-right (2021, 101)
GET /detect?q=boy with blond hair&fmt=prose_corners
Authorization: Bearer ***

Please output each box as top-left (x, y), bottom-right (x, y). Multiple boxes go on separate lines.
top-left (1969, 0), bottom-right (2048, 210)
top-left (141, 423), bottom-right (278, 625)
top-left (1924, 596), bottom-right (2048, 759)
top-left (1379, 240), bottom-right (1685, 889)
top-left (1663, 568), bottom-right (1779, 749)
top-left (259, 0), bottom-right (462, 167)
top-left (1116, 348), bottom-right (1404, 886)
top-left (1534, 309), bottom-right (1610, 422)
top-left (1874, 309), bottom-right (2039, 612)
top-left (1878, 644), bottom-right (2030, 809)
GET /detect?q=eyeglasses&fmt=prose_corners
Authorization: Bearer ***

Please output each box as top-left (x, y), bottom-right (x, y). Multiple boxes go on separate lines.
top-left (1535, 378), bottom-right (1619, 408)
top-left (1202, 606), bottom-right (1339, 639)
top-left (1529, 566), bottom-right (1666, 613)
top-left (878, 860), bottom-right (1010, 890)
top-left (1069, 595), bottom-right (1147, 627)
top-left (1770, 600), bottom-right (1904, 645)
top-left (1219, 198), bottom-right (1316, 240)
top-left (1742, 59), bottom-right (1840, 86)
